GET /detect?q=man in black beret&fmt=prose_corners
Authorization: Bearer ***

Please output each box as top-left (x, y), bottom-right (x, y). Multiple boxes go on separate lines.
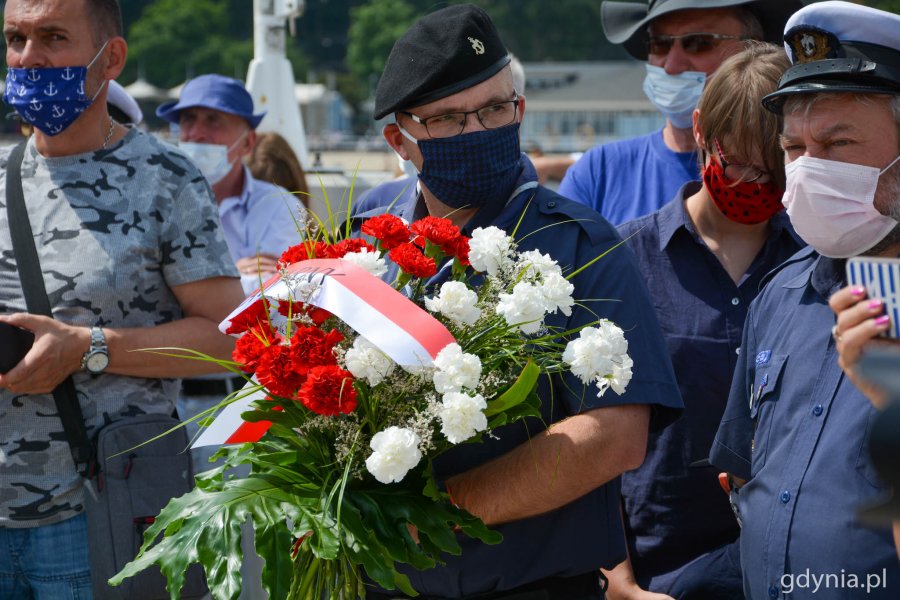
top-left (712, 2), bottom-right (900, 598)
top-left (553, 0), bottom-right (802, 225)
top-left (356, 4), bottom-right (683, 600)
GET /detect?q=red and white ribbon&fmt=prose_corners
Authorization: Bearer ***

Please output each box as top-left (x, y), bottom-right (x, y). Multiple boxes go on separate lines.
top-left (194, 259), bottom-right (455, 448)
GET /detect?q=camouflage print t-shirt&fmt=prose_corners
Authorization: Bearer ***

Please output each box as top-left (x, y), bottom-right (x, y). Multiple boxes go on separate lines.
top-left (0, 128), bottom-right (238, 527)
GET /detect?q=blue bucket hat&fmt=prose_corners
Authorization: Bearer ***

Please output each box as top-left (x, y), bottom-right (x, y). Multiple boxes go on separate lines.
top-left (156, 74), bottom-right (266, 128)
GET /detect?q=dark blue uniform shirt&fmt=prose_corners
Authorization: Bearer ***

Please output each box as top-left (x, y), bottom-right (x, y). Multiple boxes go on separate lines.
top-left (711, 248), bottom-right (900, 600)
top-left (617, 183), bottom-right (804, 591)
top-left (353, 157), bottom-right (683, 599)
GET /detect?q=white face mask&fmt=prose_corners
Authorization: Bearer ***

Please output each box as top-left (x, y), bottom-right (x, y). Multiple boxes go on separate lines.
top-left (642, 64), bottom-right (706, 130)
top-left (783, 155), bottom-right (900, 258)
top-left (179, 130), bottom-right (248, 186)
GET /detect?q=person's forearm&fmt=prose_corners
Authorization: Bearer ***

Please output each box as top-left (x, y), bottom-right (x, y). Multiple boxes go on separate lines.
top-left (104, 317), bottom-right (236, 378)
top-left (447, 404), bottom-right (648, 526)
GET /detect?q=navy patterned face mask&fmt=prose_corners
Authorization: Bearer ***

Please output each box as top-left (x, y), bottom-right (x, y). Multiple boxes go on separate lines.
top-left (401, 122), bottom-right (522, 209)
top-left (3, 42), bottom-right (109, 136)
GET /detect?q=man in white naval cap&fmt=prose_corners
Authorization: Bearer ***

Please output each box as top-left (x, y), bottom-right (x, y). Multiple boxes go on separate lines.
top-left (711, 2), bottom-right (900, 598)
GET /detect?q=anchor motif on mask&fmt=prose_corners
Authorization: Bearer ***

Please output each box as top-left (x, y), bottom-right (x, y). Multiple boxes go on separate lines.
top-left (61, 67), bottom-right (75, 81)
top-left (45, 82), bottom-right (58, 97)
top-left (51, 105), bottom-right (65, 118)
top-left (29, 98), bottom-right (43, 111)
top-left (27, 69), bottom-right (40, 82)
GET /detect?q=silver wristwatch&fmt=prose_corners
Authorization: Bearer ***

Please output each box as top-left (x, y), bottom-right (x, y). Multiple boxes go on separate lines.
top-left (81, 326), bottom-right (109, 374)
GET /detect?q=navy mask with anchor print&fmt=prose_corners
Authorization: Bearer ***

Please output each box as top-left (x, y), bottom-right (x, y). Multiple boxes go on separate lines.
top-left (3, 41), bottom-right (109, 136)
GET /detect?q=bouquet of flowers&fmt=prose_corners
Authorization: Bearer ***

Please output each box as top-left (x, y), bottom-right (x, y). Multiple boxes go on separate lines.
top-left (111, 214), bottom-right (633, 600)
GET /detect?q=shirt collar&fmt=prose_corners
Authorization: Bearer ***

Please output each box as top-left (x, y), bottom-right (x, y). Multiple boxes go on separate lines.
top-left (658, 181), bottom-right (702, 251)
top-left (221, 166), bottom-right (254, 209)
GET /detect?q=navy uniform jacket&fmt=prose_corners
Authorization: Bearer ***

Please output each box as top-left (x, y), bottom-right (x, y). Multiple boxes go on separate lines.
top-left (711, 247), bottom-right (900, 600)
top-left (617, 183), bottom-right (804, 590)
top-left (353, 157), bottom-right (683, 598)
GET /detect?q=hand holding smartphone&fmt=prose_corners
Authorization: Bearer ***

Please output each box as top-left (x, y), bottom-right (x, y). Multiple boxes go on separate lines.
top-left (0, 322), bottom-right (35, 374)
top-left (846, 256), bottom-right (900, 339)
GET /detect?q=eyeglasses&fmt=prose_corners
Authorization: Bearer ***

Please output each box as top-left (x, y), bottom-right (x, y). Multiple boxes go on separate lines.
top-left (714, 139), bottom-right (767, 183)
top-left (647, 33), bottom-right (746, 56)
top-left (400, 96), bottom-right (519, 138)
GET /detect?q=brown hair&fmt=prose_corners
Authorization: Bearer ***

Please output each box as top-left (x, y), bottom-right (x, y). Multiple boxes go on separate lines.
top-left (247, 132), bottom-right (310, 207)
top-left (85, 0), bottom-right (123, 45)
top-left (696, 42), bottom-right (790, 189)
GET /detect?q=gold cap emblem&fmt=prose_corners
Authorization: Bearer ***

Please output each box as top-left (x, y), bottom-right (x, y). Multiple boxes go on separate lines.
top-left (786, 26), bottom-right (840, 64)
top-left (468, 36), bottom-right (485, 55)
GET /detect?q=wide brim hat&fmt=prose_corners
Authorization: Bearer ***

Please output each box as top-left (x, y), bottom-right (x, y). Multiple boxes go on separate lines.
top-left (762, 1), bottom-right (900, 113)
top-left (107, 80), bottom-right (143, 125)
top-left (156, 74), bottom-right (265, 128)
top-left (601, 0), bottom-right (804, 60)
top-left (374, 4), bottom-right (511, 120)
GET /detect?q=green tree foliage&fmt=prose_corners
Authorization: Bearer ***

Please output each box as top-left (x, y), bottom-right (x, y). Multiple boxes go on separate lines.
top-left (346, 0), bottom-right (418, 89)
top-left (122, 0), bottom-right (307, 89)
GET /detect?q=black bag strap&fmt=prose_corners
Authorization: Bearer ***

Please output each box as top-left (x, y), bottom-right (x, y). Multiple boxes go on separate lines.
top-left (5, 140), bottom-right (92, 475)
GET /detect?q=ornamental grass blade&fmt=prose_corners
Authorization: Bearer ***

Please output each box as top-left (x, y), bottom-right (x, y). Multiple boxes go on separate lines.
top-left (484, 360), bottom-right (540, 417)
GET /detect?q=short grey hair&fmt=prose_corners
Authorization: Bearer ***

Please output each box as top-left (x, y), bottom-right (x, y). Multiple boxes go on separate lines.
top-left (783, 92), bottom-right (900, 137)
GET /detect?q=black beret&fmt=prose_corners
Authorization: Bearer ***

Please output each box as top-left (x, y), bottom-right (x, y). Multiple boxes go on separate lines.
top-left (374, 4), bottom-right (511, 120)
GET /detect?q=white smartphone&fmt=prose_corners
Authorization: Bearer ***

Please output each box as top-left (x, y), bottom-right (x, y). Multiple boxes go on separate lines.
top-left (846, 256), bottom-right (900, 339)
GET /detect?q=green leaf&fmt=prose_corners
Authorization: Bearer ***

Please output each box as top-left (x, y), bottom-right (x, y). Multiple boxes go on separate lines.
top-left (484, 360), bottom-right (540, 417)
top-left (111, 477), bottom-right (320, 600)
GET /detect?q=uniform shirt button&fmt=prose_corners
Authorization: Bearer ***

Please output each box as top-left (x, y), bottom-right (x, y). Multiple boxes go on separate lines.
top-left (780, 490), bottom-right (791, 503)
top-left (736, 347), bottom-right (741, 355)
top-left (813, 405), bottom-right (824, 416)
top-left (731, 297), bottom-right (740, 306)
top-left (769, 585), bottom-right (779, 598)
top-left (547, 201), bottom-right (556, 208)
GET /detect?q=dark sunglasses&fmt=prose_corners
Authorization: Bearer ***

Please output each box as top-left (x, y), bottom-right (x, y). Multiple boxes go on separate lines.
top-left (647, 33), bottom-right (746, 56)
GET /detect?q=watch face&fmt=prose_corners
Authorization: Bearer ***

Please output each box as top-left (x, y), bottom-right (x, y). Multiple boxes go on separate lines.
top-left (86, 351), bottom-right (109, 373)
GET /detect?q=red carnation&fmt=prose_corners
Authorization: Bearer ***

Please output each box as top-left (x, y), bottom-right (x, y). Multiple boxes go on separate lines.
top-left (410, 216), bottom-right (462, 254)
top-left (280, 241), bottom-right (330, 265)
top-left (256, 344), bottom-right (306, 400)
top-left (361, 214), bottom-right (410, 250)
top-left (389, 242), bottom-right (437, 279)
top-left (275, 299), bottom-right (332, 326)
top-left (451, 235), bottom-right (471, 266)
top-left (329, 238), bottom-right (377, 258)
top-left (233, 325), bottom-right (281, 372)
top-left (224, 298), bottom-right (270, 335)
top-left (297, 365), bottom-right (358, 416)
top-left (290, 326), bottom-right (343, 374)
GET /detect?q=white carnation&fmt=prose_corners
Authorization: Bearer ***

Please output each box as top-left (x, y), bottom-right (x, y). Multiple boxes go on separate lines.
top-left (468, 226), bottom-right (514, 276)
top-left (515, 250), bottom-right (560, 280)
top-left (563, 322), bottom-right (632, 396)
top-left (344, 336), bottom-right (395, 386)
top-left (342, 248), bottom-right (387, 278)
top-left (496, 282), bottom-right (550, 334)
top-left (539, 271), bottom-right (575, 317)
top-left (365, 426), bottom-right (423, 484)
top-left (424, 281), bottom-right (481, 326)
top-left (439, 392), bottom-right (488, 443)
top-left (433, 343), bottom-right (481, 394)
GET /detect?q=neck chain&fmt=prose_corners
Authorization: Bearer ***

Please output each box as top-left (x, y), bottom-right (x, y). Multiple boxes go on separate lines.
top-left (102, 117), bottom-right (116, 149)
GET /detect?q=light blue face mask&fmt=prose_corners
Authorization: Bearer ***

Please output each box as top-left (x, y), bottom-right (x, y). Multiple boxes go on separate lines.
top-left (642, 64), bottom-right (706, 130)
top-left (179, 129), bottom-right (248, 186)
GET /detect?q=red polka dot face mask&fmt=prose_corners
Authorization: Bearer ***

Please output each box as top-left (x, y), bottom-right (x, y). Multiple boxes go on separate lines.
top-left (703, 155), bottom-right (784, 225)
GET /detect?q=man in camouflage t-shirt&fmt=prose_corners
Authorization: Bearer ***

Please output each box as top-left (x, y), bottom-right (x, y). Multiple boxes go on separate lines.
top-left (0, 0), bottom-right (244, 596)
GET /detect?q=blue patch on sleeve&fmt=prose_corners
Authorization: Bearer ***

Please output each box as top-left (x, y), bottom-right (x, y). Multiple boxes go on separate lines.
top-left (755, 350), bottom-right (772, 366)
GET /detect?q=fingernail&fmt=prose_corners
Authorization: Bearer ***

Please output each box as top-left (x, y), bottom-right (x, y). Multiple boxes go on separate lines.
top-left (851, 286), bottom-right (866, 296)
top-left (868, 299), bottom-right (883, 310)
top-left (875, 315), bottom-right (890, 326)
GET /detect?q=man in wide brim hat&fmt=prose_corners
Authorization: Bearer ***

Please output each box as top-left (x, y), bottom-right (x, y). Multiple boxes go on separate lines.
top-left (602, 0), bottom-right (800, 60)
top-left (556, 0), bottom-right (802, 227)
